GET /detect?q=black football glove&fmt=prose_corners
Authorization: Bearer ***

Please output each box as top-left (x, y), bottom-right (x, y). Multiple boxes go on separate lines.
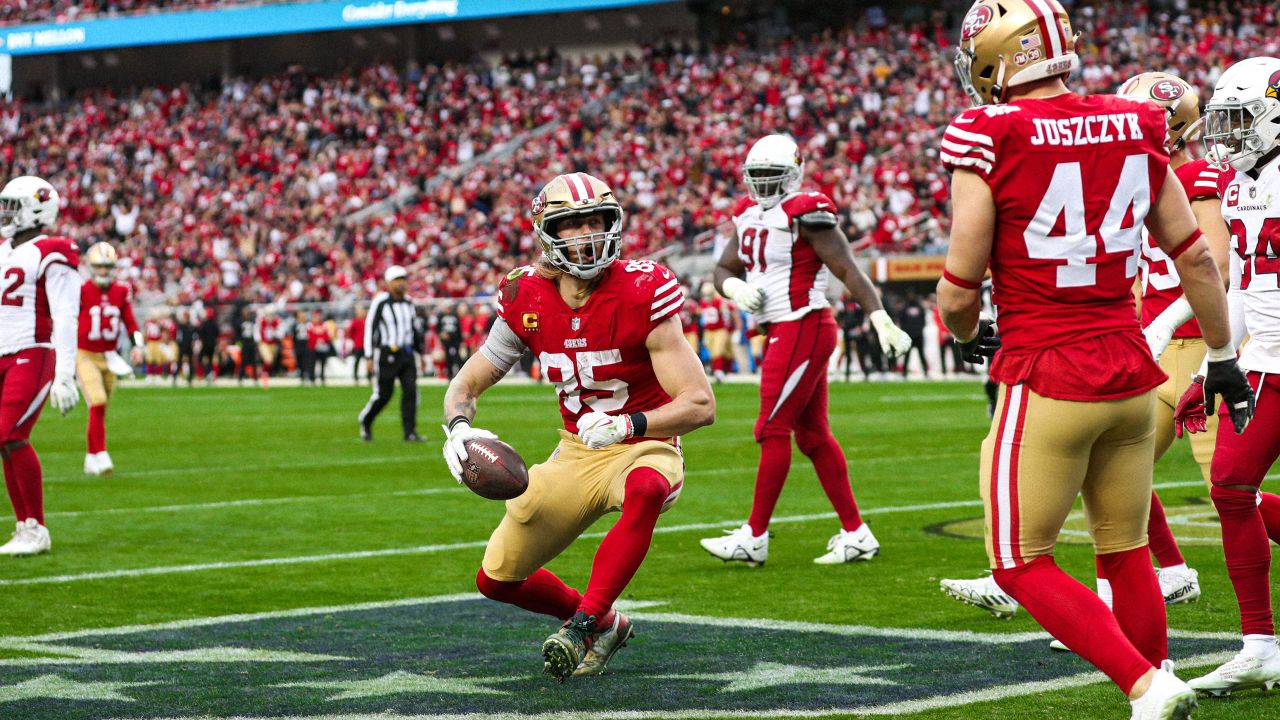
top-left (1204, 357), bottom-right (1255, 434)
top-left (957, 316), bottom-right (1001, 365)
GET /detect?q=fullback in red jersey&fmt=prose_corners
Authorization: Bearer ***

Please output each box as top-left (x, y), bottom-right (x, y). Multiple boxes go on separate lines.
top-left (1138, 159), bottom-right (1224, 339)
top-left (942, 93), bottom-right (1169, 401)
top-left (496, 260), bottom-right (684, 437)
top-left (78, 281), bottom-right (139, 352)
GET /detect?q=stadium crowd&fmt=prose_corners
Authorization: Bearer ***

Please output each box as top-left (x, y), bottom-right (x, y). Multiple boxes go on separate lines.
top-left (0, 0), bottom-right (1276, 380)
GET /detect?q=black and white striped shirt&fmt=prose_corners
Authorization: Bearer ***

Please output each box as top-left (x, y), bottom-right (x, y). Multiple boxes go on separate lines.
top-left (365, 292), bottom-right (416, 356)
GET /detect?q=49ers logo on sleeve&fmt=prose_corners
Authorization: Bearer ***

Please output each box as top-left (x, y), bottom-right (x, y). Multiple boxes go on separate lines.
top-left (1267, 69), bottom-right (1280, 100)
top-left (961, 5), bottom-right (993, 40)
top-left (1151, 80), bottom-right (1185, 101)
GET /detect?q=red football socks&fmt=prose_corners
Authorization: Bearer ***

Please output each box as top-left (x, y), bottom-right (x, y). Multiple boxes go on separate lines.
top-left (1146, 491), bottom-right (1185, 569)
top-left (801, 431), bottom-right (863, 531)
top-left (87, 404), bottom-right (107, 454)
top-left (1211, 484), bottom-right (1275, 636)
top-left (748, 435), bottom-right (792, 536)
top-left (1098, 546), bottom-right (1168, 666)
top-left (2, 456), bottom-right (24, 521)
top-left (476, 567), bottom-right (582, 621)
top-left (579, 467), bottom-right (668, 620)
top-left (1259, 492), bottom-right (1280, 545)
top-left (994, 555), bottom-right (1153, 694)
top-left (2, 443), bottom-right (43, 525)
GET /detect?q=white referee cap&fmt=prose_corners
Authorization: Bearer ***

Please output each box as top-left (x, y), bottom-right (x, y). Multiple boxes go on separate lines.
top-left (384, 265), bottom-right (407, 281)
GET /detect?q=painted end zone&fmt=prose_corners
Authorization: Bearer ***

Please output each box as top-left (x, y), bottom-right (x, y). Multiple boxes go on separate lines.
top-left (0, 596), bottom-right (1235, 719)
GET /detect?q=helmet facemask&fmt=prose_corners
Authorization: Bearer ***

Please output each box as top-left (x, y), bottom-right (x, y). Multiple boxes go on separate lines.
top-left (955, 47), bottom-right (1004, 106)
top-left (538, 207), bottom-right (624, 280)
top-left (1204, 99), bottom-right (1275, 172)
top-left (0, 198), bottom-right (22, 240)
top-left (743, 163), bottom-right (801, 210)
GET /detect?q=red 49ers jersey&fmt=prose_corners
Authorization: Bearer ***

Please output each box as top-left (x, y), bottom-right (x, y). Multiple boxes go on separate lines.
top-left (0, 235), bottom-right (78, 355)
top-left (497, 260), bottom-right (684, 437)
top-left (699, 297), bottom-right (733, 331)
top-left (942, 93), bottom-right (1168, 401)
top-left (1138, 159), bottom-right (1223, 339)
top-left (78, 281), bottom-right (139, 352)
top-left (731, 191), bottom-right (834, 324)
top-left (1221, 156), bottom-right (1280, 373)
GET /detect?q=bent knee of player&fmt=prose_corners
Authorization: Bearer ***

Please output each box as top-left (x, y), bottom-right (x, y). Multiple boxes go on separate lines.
top-left (476, 567), bottom-right (521, 599)
top-left (622, 467), bottom-right (670, 508)
top-left (794, 428), bottom-right (833, 456)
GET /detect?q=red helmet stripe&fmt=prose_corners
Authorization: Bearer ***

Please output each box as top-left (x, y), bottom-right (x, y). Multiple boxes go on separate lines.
top-left (1026, 0), bottom-right (1065, 58)
top-left (577, 173), bottom-right (596, 199)
top-left (563, 174), bottom-right (582, 202)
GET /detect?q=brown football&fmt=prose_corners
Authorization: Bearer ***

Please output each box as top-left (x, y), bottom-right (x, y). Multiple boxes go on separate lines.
top-left (461, 438), bottom-right (529, 500)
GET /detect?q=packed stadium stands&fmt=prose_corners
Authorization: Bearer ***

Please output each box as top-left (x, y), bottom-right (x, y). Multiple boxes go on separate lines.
top-left (0, 0), bottom-right (1276, 374)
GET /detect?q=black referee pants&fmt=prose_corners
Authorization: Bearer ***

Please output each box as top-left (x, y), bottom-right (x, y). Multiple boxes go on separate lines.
top-left (358, 349), bottom-right (418, 437)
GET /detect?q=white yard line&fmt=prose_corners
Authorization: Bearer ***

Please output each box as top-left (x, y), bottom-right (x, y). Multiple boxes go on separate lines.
top-left (47, 488), bottom-right (466, 518)
top-left (0, 499), bottom-right (989, 587)
top-left (45, 455), bottom-right (419, 483)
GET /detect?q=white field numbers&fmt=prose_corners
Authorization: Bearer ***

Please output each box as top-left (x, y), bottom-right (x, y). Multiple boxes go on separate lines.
top-left (1023, 154), bottom-right (1149, 288)
top-left (87, 304), bottom-right (121, 341)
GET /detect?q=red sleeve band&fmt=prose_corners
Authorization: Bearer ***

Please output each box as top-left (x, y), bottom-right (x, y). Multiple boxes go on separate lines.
top-left (1166, 227), bottom-right (1203, 261)
top-left (942, 269), bottom-right (982, 290)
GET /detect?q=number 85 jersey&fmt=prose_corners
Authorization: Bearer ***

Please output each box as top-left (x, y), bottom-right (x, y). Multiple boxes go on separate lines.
top-left (942, 93), bottom-right (1170, 400)
top-left (495, 260), bottom-right (685, 438)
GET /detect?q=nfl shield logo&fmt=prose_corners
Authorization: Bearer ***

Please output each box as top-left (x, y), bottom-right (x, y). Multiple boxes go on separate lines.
top-left (1251, 186), bottom-right (1258, 199)
top-left (571, 317), bottom-right (581, 331)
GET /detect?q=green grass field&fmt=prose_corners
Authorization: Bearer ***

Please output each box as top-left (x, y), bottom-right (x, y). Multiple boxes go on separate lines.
top-left (0, 380), bottom-right (1276, 719)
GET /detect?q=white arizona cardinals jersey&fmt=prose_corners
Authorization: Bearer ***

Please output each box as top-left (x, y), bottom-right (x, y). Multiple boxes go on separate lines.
top-left (731, 191), bottom-right (835, 324)
top-left (1221, 157), bottom-right (1280, 373)
top-left (0, 235), bottom-right (80, 358)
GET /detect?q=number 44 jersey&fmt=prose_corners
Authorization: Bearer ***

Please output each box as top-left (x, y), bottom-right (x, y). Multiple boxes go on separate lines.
top-left (942, 93), bottom-right (1170, 401)
top-left (496, 260), bottom-right (685, 438)
top-left (79, 280), bottom-right (139, 353)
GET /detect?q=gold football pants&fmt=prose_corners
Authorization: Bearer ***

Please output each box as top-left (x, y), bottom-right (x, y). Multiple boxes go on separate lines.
top-left (482, 430), bottom-right (684, 582)
top-left (981, 384), bottom-right (1156, 569)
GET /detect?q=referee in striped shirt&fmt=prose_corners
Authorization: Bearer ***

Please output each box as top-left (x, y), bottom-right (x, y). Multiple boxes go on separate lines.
top-left (358, 266), bottom-right (422, 442)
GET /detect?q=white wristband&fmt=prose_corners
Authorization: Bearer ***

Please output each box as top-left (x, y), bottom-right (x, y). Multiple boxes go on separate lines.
top-left (1205, 343), bottom-right (1236, 363)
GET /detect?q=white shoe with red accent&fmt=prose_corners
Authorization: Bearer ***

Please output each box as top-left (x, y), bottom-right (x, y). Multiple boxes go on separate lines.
top-left (0, 519), bottom-right (50, 556)
top-left (1130, 660), bottom-right (1196, 719)
top-left (700, 524), bottom-right (768, 567)
top-left (814, 524), bottom-right (880, 564)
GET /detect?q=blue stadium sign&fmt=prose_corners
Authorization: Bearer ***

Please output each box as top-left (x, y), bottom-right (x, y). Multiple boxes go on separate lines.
top-left (0, 0), bottom-right (671, 56)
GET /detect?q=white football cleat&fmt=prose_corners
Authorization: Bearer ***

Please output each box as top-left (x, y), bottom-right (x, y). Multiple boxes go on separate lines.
top-left (1188, 648), bottom-right (1280, 696)
top-left (93, 451), bottom-right (114, 476)
top-left (1130, 660), bottom-right (1197, 720)
top-left (0, 519), bottom-right (50, 556)
top-left (814, 523), bottom-right (879, 564)
top-left (83, 453), bottom-right (99, 475)
top-left (700, 524), bottom-right (768, 567)
top-left (940, 574), bottom-right (1019, 619)
top-left (1049, 639), bottom-right (1071, 652)
top-left (1157, 567), bottom-right (1200, 605)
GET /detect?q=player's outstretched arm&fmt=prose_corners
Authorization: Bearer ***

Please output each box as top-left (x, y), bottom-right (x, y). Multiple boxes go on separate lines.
top-left (804, 224), bottom-right (883, 314)
top-left (938, 169), bottom-right (996, 348)
top-left (643, 316), bottom-right (716, 437)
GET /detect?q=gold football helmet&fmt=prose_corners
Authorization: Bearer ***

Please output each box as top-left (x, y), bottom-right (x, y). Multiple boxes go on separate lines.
top-left (1119, 72), bottom-right (1202, 151)
top-left (531, 172), bottom-right (624, 280)
top-left (85, 241), bottom-right (118, 288)
top-left (955, 0), bottom-right (1079, 106)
